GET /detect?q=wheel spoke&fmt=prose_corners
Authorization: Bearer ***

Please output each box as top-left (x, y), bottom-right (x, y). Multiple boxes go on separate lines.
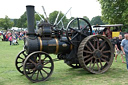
top-left (77, 18), bottom-right (80, 30)
top-left (102, 50), bottom-right (111, 53)
top-left (101, 45), bottom-right (106, 51)
top-left (39, 70), bottom-right (44, 79)
top-left (29, 67), bottom-right (36, 72)
top-left (42, 69), bottom-right (49, 75)
top-left (69, 27), bottom-right (78, 32)
top-left (43, 61), bottom-right (50, 65)
top-left (96, 38), bottom-right (99, 50)
top-left (88, 41), bottom-right (95, 50)
top-left (93, 38), bottom-right (96, 49)
top-left (83, 50), bottom-right (93, 54)
top-left (42, 55), bottom-right (47, 61)
top-left (22, 52), bottom-right (27, 57)
top-left (89, 59), bottom-right (92, 69)
top-left (101, 58), bottom-right (109, 64)
top-left (43, 66), bottom-right (51, 69)
top-left (100, 41), bottom-right (106, 48)
top-left (36, 70), bottom-right (39, 80)
top-left (18, 56), bottom-right (24, 60)
top-left (99, 59), bottom-right (103, 69)
top-left (18, 65), bottom-right (23, 69)
top-left (102, 54), bottom-right (108, 58)
top-left (85, 45), bottom-right (92, 51)
top-left (29, 59), bottom-right (37, 66)
top-left (17, 62), bottom-right (22, 63)
top-left (92, 59), bottom-right (96, 70)
top-left (83, 54), bottom-right (91, 59)
top-left (84, 56), bottom-right (93, 63)
top-left (38, 54), bottom-right (41, 63)
top-left (30, 70), bottom-right (37, 78)
top-left (71, 33), bottom-right (79, 41)
top-left (96, 60), bottom-right (100, 71)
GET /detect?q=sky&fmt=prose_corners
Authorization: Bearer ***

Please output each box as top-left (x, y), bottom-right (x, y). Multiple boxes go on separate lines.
top-left (0, 0), bottom-right (101, 20)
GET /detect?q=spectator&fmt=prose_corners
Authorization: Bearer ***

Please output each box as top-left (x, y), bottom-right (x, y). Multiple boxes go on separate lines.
top-left (105, 27), bottom-right (112, 39)
top-left (115, 35), bottom-right (125, 63)
top-left (121, 34), bottom-right (128, 70)
top-left (9, 35), bottom-right (13, 45)
top-left (3, 33), bottom-right (6, 41)
top-left (5, 34), bottom-right (8, 41)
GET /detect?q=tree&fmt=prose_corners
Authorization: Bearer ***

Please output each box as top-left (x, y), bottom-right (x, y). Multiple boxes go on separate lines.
top-left (17, 12), bottom-right (27, 28)
top-left (98, 0), bottom-right (128, 24)
top-left (0, 16), bottom-right (14, 30)
top-left (16, 12), bottom-right (45, 28)
top-left (13, 19), bottom-right (18, 27)
top-left (83, 16), bottom-right (90, 23)
top-left (35, 13), bottom-right (45, 21)
top-left (49, 11), bottom-right (68, 28)
top-left (90, 16), bottom-right (104, 25)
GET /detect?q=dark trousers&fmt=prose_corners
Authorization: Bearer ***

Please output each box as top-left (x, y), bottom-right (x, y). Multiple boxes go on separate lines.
top-left (10, 41), bottom-right (12, 45)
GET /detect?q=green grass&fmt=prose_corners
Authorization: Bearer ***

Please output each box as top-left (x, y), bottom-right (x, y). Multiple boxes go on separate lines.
top-left (0, 40), bottom-right (128, 85)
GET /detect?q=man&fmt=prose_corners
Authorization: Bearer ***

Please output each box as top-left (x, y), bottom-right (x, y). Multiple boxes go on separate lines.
top-left (121, 34), bottom-right (128, 70)
top-left (115, 35), bottom-right (125, 63)
top-left (105, 27), bottom-right (112, 39)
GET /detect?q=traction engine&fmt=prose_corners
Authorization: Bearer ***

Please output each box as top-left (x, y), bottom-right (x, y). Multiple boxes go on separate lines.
top-left (15, 5), bottom-right (114, 82)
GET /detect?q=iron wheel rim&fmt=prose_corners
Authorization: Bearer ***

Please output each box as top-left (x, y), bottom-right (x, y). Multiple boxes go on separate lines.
top-left (23, 51), bottom-right (54, 82)
top-left (15, 50), bottom-right (27, 74)
top-left (78, 35), bottom-right (114, 74)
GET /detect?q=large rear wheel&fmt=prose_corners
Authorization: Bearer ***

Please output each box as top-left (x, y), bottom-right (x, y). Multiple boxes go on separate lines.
top-left (78, 35), bottom-right (114, 74)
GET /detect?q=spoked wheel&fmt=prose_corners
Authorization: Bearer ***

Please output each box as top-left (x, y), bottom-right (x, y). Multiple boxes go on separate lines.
top-left (67, 63), bottom-right (81, 68)
top-left (66, 18), bottom-right (92, 45)
top-left (15, 50), bottom-right (27, 74)
top-left (78, 35), bottom-right (114, 74)
top-left (23, 51), bottom-right (54, 82)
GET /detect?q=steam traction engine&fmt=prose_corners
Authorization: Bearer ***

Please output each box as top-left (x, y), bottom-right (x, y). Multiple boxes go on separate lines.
top-left (15, 5), bottom-right (114, 82)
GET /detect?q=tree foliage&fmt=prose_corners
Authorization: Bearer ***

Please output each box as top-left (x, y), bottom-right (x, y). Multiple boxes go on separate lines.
top-left (98, 0), bottom-right (128, 25)
top-left (16, 12), bottom-right (27, 28)
top-left (49, 11), bottom-right (68, 28)
top-left (90, 16), bottom-right (104, 25)
top-left (83, 16), bottom-right (90, 23)
top-left (15, 12), bottom-right (45, 28)
top-left (0, 16), bottom-right (14, 30)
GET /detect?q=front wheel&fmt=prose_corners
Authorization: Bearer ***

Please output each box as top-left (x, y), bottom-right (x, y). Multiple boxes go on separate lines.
top-left (23, 51), bottom-right (54, 82)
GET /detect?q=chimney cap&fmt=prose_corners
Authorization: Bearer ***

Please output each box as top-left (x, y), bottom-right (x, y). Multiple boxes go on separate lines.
top-left (26, 5), bottom-right (35, 7)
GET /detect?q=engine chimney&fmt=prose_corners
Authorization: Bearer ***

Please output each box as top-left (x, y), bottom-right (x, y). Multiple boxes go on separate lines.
top-left (26, 5), bottom-right (35, 35)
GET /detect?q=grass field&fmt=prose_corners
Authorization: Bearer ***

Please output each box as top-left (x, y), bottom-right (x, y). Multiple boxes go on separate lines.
top-left (0, 40), bottom-right (128, 85)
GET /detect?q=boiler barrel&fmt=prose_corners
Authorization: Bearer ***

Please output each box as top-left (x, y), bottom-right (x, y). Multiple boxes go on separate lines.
top-left (25, 37), bottom-right (72, 54)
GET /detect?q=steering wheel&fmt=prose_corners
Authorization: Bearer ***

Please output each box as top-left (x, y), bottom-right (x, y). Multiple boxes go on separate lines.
top-left (66, 18), bottom-right (92, 45)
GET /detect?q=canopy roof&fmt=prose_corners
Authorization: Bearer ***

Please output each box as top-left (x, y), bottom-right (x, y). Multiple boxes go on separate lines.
top-left (93, 24), bottom-right (123, 28)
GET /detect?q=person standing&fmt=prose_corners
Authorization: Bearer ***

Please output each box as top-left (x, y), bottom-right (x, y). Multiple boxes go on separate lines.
top-left (9, 35), bottom-right (12, 45)
top-left (121, 34), bottom-right (128, 70)
top-left (115, 35), bottom-right (125, 63)
top-left (105, 27), bottom-right (112, 39)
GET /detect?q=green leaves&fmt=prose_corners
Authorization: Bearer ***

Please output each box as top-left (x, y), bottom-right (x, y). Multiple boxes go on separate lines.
top-left (0, 16), bottom-right (14, 30)
top-left (49, 11), bottom-right (68, 28)
top-left (99, 0), bottom-right (128, 25)
top-left (90, 16), bottom-right (105, 25)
